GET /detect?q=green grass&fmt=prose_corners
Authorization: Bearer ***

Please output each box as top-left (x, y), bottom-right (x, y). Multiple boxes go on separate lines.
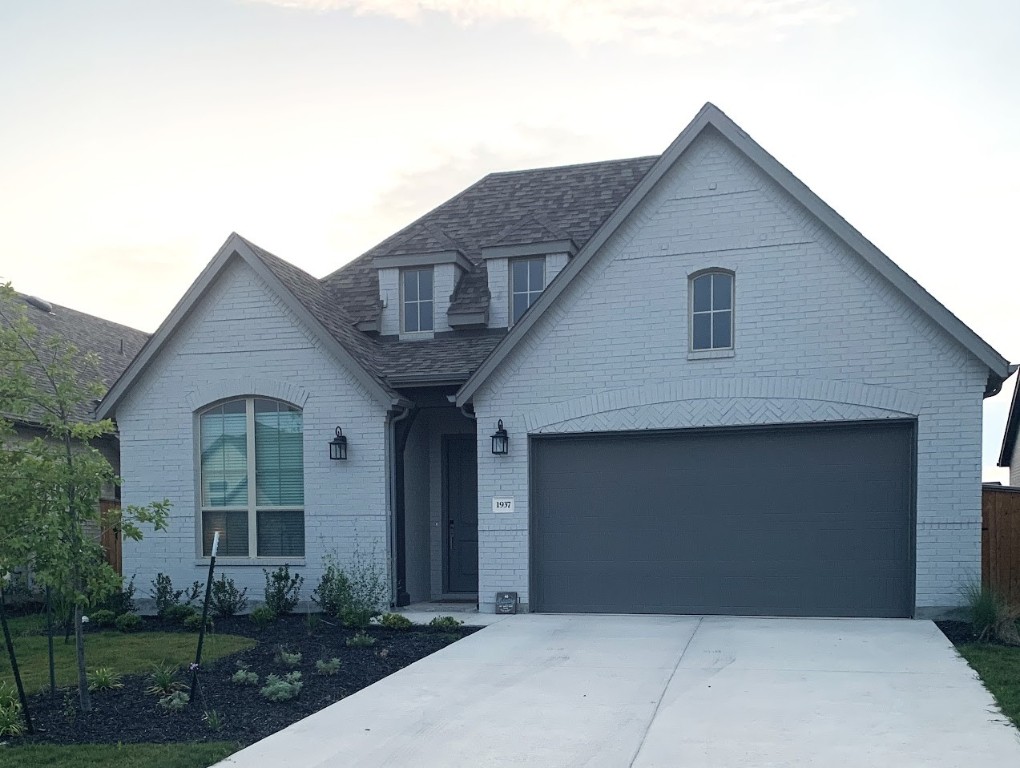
top-left (6, 615), bottom-right (48, 637)
top-left (959, 644), bottom-right (1020, 727)
top-left (0, 742), bottom-right (239, 767)
top-left (0, 628), bottom-right (255, 693)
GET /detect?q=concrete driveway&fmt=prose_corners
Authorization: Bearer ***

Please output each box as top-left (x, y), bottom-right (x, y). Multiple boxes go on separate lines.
top-left (217, 615), bottom-right (1020, 767)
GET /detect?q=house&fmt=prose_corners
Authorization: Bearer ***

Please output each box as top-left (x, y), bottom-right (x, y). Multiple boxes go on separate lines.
top-left (3, 293), bottom-right (149, 576)
top-left (998, 382), bottom-right (1020, 486)
top-left (98, 104), bottom-right (1011, 619)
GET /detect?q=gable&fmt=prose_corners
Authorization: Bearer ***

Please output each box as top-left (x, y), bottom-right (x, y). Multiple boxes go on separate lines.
top-left (457, 104), bottom-right (1009, 406)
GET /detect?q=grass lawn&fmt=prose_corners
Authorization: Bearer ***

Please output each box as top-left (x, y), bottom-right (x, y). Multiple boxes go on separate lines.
top-left (958, 644), bottom-right (1020, 727)
top-left (0, 742), bottom-right (239, 767)
top-left (0, 620), bottom-right (255, 693)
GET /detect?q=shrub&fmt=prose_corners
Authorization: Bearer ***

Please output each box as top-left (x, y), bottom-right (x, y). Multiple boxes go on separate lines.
top-left (203, 709), bottom-right (224, 731)
top-left (115, 613), bottom-right (142, 632)
top-left (151, 573), bottom-right (203, 617)
top-left (315, 657), bottom-right (342, 676)
top-left (146, 662), bottom-right (186, 697)
top-left (346, 631), bottom-right (376, 648)
top-left (0, 681), bottom-right (17, 709)
top-left (87, 667), bottom-right (124, 692)
top-left (183, 612), bottom-right (213, 632)
top-left (158, 691), bottom-right (190, 712)
top-left (276, 646), bottom-right (302, 668)
top-left (312, 558), bottom-right (350, 616)
top-left (428, 615), bottom-right (463, 630)
top-left (963, 582), bottom-right (1020, 644)
top-left (260, 672), bottom-right (303, 702)
top-left (264, 565), bottom-right (303, 616)
top-left (100, 576), bottom-right (137, 616)
top-left (379, 612), bottom-right (413, 631)
top-left (0, 701), bottom-right (24, 737)
top-left (314, 551), bottom-right (387, 629)
top-left (89, 609), bottom-right (117, 628)
top-left (210, 575), bottom-right (248, 617)
top-left (165, 604), bottom-right (198, 624)
top-left (231, 668), bottom-right (260, 686)
top-left (250, 604), bottom-right (276, 628)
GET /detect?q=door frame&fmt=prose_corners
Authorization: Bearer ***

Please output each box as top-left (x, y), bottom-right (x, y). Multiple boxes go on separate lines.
top-left (442, 434), bottom-right (479, 594)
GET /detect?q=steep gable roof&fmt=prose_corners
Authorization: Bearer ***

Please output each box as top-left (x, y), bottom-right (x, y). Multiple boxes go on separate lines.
top-left (456, 102), bottom-right (1011, 406)
top-left (999, 380), bottom-right (1020, 468)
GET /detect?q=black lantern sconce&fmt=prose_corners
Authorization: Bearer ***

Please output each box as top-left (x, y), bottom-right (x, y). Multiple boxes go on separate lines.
top-left (329, 427), bottom-right (348, 461)
top-left (491, 419), bottom-right (509, 455)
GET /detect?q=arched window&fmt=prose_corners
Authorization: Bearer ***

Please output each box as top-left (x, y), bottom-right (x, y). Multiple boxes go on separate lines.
top-left (690, 271), bottom-right (734, 351)
top-left (199, 398), bottom-right (304, 558)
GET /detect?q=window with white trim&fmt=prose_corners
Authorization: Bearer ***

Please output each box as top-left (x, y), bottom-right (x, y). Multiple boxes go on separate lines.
top-left (402, 267), bottom-right (434, 333)
top-left (510, 257), bottom-right (545, 324)
top-left (199, 398), bottom-right (304, 558)
top-left (691, 271), bottom-right (734, 351)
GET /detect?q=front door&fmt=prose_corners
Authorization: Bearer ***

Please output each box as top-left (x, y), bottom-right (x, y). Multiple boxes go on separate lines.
top-left (444, 435), bottom-right (478, 593)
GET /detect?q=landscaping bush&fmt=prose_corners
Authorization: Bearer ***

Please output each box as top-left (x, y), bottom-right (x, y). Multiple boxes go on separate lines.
top-left (146, 662), bottom-right (186, 697)
top-left (250, 604), bottom-right (276, 628)
top-left (264, 565), bottom-right (303, 616)
top-left (87, 667), bottom-right (124, 692)
top-left (210, 575), bottom-right (248, 617)
top-left (963, 582), bottom-right (1020, 644)
top-left (115, 612), bottom-right (142, 632)
top-left (380, 612), bottom-right (413, 631)
top-left (0, 700), bottom-right (24, 737)
top-left (158, 690), bottom-right (190, 712)
top-left (231, 668), bottom-right (260, 686)
top-left (165, 604), bottom-right (198, 624)
top-left (99, 575), bottom-right (137, 616)
top-left (315, 657), bottom-right (342, 676)
top-left (428, 615), bottom-right (464, 630)
top-left (346, 631), bottom-right (376, 648)
top-left (275, 646), bottom-right (302, 668)
top-left (260, 672), bottom-right (303, 702)
top-left (89, 608), bottom-right (117, 628)
top-left (183, 612), bottom-right (213, 632)
top-left (313, 551), bottom-right (387, 629)
top-left (150, 573), bottom-right (202, 616)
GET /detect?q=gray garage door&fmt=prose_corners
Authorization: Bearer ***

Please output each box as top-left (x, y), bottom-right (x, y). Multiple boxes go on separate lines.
top-left (531, 421), bottom-right (914, 617)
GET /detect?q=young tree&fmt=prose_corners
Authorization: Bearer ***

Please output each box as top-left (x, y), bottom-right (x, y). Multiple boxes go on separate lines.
top-left (0, 283), bottom-right (169, 712)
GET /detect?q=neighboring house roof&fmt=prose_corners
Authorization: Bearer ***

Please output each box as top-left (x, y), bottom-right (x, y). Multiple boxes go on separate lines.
top-left (456, 102), bottom-right (1012, 406)
top-left (3, 294), bottom-right (149, 424)
top-left (998, 380), bottom-right (1020, 467)
top-left (97, 102), bottom-right (1011, 419)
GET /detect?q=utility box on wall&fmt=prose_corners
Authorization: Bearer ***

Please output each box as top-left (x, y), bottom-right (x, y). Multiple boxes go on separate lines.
top-left (495, 591), bottom-right (518, 614)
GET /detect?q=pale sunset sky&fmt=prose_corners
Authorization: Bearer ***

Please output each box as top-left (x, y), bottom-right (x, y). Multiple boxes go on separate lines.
top-left (1, 0), bottom-right (1017, 478)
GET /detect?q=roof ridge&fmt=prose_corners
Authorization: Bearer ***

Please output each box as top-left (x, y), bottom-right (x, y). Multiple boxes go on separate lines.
top-left (484, 155), bottom-right (659, 178)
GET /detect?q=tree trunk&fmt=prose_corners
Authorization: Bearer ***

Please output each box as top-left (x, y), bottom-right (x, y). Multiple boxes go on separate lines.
top-left (0, 586), bottom-right (34, 733)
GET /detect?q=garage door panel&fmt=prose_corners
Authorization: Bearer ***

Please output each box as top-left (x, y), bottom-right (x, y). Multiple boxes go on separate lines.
top-left (531, 422), bottom-right (913, 617)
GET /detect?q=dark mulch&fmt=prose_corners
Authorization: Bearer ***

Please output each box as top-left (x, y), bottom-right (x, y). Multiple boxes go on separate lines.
top-left (11, 614), bottom-right (478, 748)
top-left (936, 620), bottom-right (980, 647)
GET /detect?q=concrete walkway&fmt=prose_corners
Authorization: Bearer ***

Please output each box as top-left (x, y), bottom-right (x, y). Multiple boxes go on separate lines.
top-left (216, 615), bottom-right (1020, 767)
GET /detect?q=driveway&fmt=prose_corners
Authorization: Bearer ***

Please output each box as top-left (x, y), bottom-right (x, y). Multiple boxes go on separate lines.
top-left (217, 615), bottom-right (1020, 767)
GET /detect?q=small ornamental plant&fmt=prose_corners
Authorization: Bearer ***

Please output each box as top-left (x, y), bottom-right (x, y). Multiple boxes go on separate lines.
top-left (86, 667), bottom-right (124, 692)
top-left (380, 613), bottom-right (413, 630)
top-left (315, 657), bottom-right (342, 676)
top-left (263, 565), bottom-right (303, 616)
top-left (158, 691), bottom-right (190, 712)
top-left (115, 613), bottom-right (142, 632)
top-left (146, 662), bottom-right (186, 697)
top-left (203, 709), bottom-right (224, 731)
top-left (210, 575), bottom-right (248, 617)
top-left (260, 672), bottom-right (303, 702)
top-left (428, 615), bottom-right (463, 630)
top-left (276, 646), bottom-right (302, 668)
top-left (346, 631), bottom-right (376, 648)
top-left (250, 604), bottom-right (276, 628)
top-left (89, 609), bottom-right (117, 628)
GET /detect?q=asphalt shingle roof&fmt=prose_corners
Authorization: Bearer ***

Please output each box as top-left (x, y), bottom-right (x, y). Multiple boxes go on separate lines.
top-left (244, 155), bottom-right (658, 387)
top-left (5, 295), bottom-right (150, 423)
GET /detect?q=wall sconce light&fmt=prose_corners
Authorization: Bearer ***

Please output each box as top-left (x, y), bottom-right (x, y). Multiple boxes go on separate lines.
top-left (329, 426), bottom-right (348, 460)
top-left (491, 419), bottom-right (509, 455)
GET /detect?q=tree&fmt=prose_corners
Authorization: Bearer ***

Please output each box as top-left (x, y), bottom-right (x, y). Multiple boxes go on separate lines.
top-left (0, 283), bottom-right (169, 712)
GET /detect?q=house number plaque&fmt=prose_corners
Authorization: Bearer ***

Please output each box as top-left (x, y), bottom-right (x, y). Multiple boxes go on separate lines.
top-left (492, 497), bottom-right (514, 514)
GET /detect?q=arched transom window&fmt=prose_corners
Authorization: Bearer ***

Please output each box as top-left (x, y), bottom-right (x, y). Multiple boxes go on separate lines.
top-left (199, 398), bottom-right (304, 558)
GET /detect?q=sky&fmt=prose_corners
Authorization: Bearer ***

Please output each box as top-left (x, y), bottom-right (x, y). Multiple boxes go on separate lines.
top-left (1, 0), bottom-right (1018, 478)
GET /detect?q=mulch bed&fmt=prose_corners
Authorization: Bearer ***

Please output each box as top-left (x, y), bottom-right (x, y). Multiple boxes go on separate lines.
top-left (10, 614), bottom-right (479, 747)
top-left (935, 620), bottom-right (981, 647)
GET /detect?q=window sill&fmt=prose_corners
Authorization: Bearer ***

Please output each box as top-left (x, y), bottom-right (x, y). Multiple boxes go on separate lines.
top-left (194, 558), bottom-right (306, 567)
top-left (688, 348), bottom-right (735, 361)
top-left (398, 331), bottom-right (435, 342)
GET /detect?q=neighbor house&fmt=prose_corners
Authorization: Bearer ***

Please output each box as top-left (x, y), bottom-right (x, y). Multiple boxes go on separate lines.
top-left (99, 104), bottom-right (1011, 618)
top-left (998, 382), bottom-right (1020, 486)
top-left (3, 293), bottom-right (149, 576)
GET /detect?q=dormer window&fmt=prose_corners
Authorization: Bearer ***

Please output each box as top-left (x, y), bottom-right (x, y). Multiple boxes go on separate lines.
top-left (402, 267), bottom-right (434, 333)
top-left (511, 257), bottom-right (545, 325)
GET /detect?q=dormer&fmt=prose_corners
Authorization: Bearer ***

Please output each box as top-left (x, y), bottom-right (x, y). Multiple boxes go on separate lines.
top-left (480, 215), bottom-right (576, 329)
top-left (373, 224), bottom-right (471, 338)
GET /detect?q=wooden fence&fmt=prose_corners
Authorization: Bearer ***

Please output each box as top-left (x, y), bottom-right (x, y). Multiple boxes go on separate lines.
top-left (982, 485), bottom-right (1020, 606)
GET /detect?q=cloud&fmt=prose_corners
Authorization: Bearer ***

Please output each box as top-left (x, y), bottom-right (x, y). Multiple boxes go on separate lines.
top-left (246, 0), bottom-right (854, 55)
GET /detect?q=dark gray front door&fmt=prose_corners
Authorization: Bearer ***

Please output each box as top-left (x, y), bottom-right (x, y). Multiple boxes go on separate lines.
top-left (445, 436), bottom-right (478, 593)
top-left (531, 421), bottom-right (914, 618)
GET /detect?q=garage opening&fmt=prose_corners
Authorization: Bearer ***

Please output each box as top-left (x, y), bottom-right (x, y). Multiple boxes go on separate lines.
top-left (530, 421), bottom-right (915, 618)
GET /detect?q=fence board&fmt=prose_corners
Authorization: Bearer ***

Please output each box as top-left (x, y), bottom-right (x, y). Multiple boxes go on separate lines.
top-left (982, 486), bottom-right (1020, 607)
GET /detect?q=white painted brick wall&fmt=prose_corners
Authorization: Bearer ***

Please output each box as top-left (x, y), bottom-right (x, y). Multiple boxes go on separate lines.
top-left (486, 258), bottom-right (509, 329)
top-left (472, 129), bottom-right (987, 615)
top-left (116, 259), bottom-right (390, 608)
top-left (378, 267), bottom-right (399, 336)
